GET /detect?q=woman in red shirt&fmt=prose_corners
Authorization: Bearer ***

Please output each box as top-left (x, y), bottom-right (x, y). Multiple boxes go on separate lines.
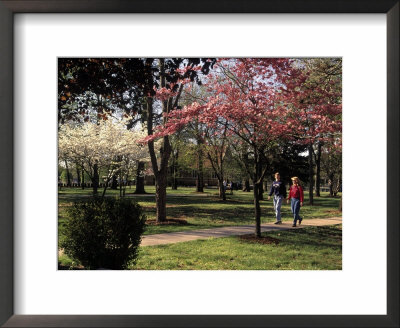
top-left (287, 177), bottom-right (304, 227)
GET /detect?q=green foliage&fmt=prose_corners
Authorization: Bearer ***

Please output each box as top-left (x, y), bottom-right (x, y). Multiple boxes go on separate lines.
top-left (61, 197), bottom-right (146, 269)
top-left (59, 169), bottom-right (72, 184)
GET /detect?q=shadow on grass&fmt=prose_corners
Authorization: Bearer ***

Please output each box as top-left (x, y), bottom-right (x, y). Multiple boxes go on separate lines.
top-left (259, 225), bottom-right (342, 250)
top-left (59, 192), bottom-right (341, 232)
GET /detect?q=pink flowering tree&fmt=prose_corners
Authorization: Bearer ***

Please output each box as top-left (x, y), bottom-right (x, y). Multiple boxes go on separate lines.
top-left (148, 58), bottom-right (342, 236)
top-left (178, 83), bottom-right (232, 200)
top-left (150, 59), bottom-right (294, 236)
top-left (144, 59), bottom-right (216, 222)
top-left (279, 58), bottom-right (342, 204)
top-left (203, 119), bottom-right (230, 201)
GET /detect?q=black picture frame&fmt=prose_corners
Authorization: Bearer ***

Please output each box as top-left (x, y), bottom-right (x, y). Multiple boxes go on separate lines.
top-left (0, 1), bottom-right (398, 327)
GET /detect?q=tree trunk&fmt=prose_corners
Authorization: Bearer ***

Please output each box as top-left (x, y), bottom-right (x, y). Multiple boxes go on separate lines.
top-left (75, 166), bottom-right (81, 187)
top-left (334, 184), bottom-right (339, 196)
top-left (146, 59), bottom-right (176, 223)
top-left (101, 181), bottom-right (109, 198)
top-left (171, 141), bottom-right (180, 190)
top-left (147, 125), bottom-right (171, 222)
top-left (155, 173), bottom-right (168, 221)
top-left (308, 144), bottom-right (314, 205)
top-left (257, 158), bottom-right (264, 200)
top-left (218, 180), bottom-right (226, 201)
top-left (196, 168), bottom-right (204, 192)
top-left (196, 172), bottom-right (204, 192)
top-left (243, 179), bottom-right (250, 192)
top-left (119, 172), bottom-right (123, 197)
top-left (241, 150), bottom-right (251, 192)
top-left (172, 165), bottom-right (178, 190)
top-left (81, 166), bottom-right (85, 189)
top-left (315, 142), bottom-right (322, 197)
top-left (171, 154), bottom-right (178, 190)
top-left (122, 172), bottom-right (128, 197)
top-left (328, 173), bottom-right (334, 197)
top-left (253, 182), bottom-right (261, 237)
top-left (64, 160), bottom-right (71, 187)
top-left (196, 140), bottom-right (204, 192)
top-left (111, 175), bottom-right (118, 190)
top-left (257, 160), bottom-right (264, 200)
top-left (253, 152), bottom-right (262, 237)
top-left (134, 161), bottom-right (146, 194)
top-left (258, 180), bottom-right (264, 200)
top-left (93, 162), bottom-right (99, 195)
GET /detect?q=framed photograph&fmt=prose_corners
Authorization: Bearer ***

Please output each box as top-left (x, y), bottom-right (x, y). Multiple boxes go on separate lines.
top-left (1, 1), bottom-right (398, 327)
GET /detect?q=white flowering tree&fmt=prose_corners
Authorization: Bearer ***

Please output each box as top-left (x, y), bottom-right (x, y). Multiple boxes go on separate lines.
top-left (59, 118), bottom-right (151, 196)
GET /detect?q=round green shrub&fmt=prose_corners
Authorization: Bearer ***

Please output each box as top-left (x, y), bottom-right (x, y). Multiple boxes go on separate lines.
top-left (61, 197), bottom-right (146, 269)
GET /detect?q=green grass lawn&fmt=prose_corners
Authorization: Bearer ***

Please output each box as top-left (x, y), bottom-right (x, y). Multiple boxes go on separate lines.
top-left (59, 224), bottom-right (342, 270)
top-left (58, 186), bottom-right (341, 241)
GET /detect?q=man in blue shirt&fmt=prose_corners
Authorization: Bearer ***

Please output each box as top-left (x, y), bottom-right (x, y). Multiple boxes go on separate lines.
top-left (267, 172), bottom-right (287, 224)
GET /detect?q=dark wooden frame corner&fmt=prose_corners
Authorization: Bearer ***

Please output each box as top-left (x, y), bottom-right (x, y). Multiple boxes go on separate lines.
top-left (0, 1), bottom-right (398, 327)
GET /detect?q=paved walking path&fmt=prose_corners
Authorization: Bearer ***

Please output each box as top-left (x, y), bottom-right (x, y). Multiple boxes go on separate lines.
top-left (141, 217), bottom-right (342, 246)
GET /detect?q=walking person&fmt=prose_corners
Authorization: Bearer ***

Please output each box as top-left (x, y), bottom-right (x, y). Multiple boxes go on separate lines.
top-left (267, 172), bottom-right (287, 224)
top-left (287, 177), bottom-right (304, 227)
top-left (229, 181), bottom-right (234, 194)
